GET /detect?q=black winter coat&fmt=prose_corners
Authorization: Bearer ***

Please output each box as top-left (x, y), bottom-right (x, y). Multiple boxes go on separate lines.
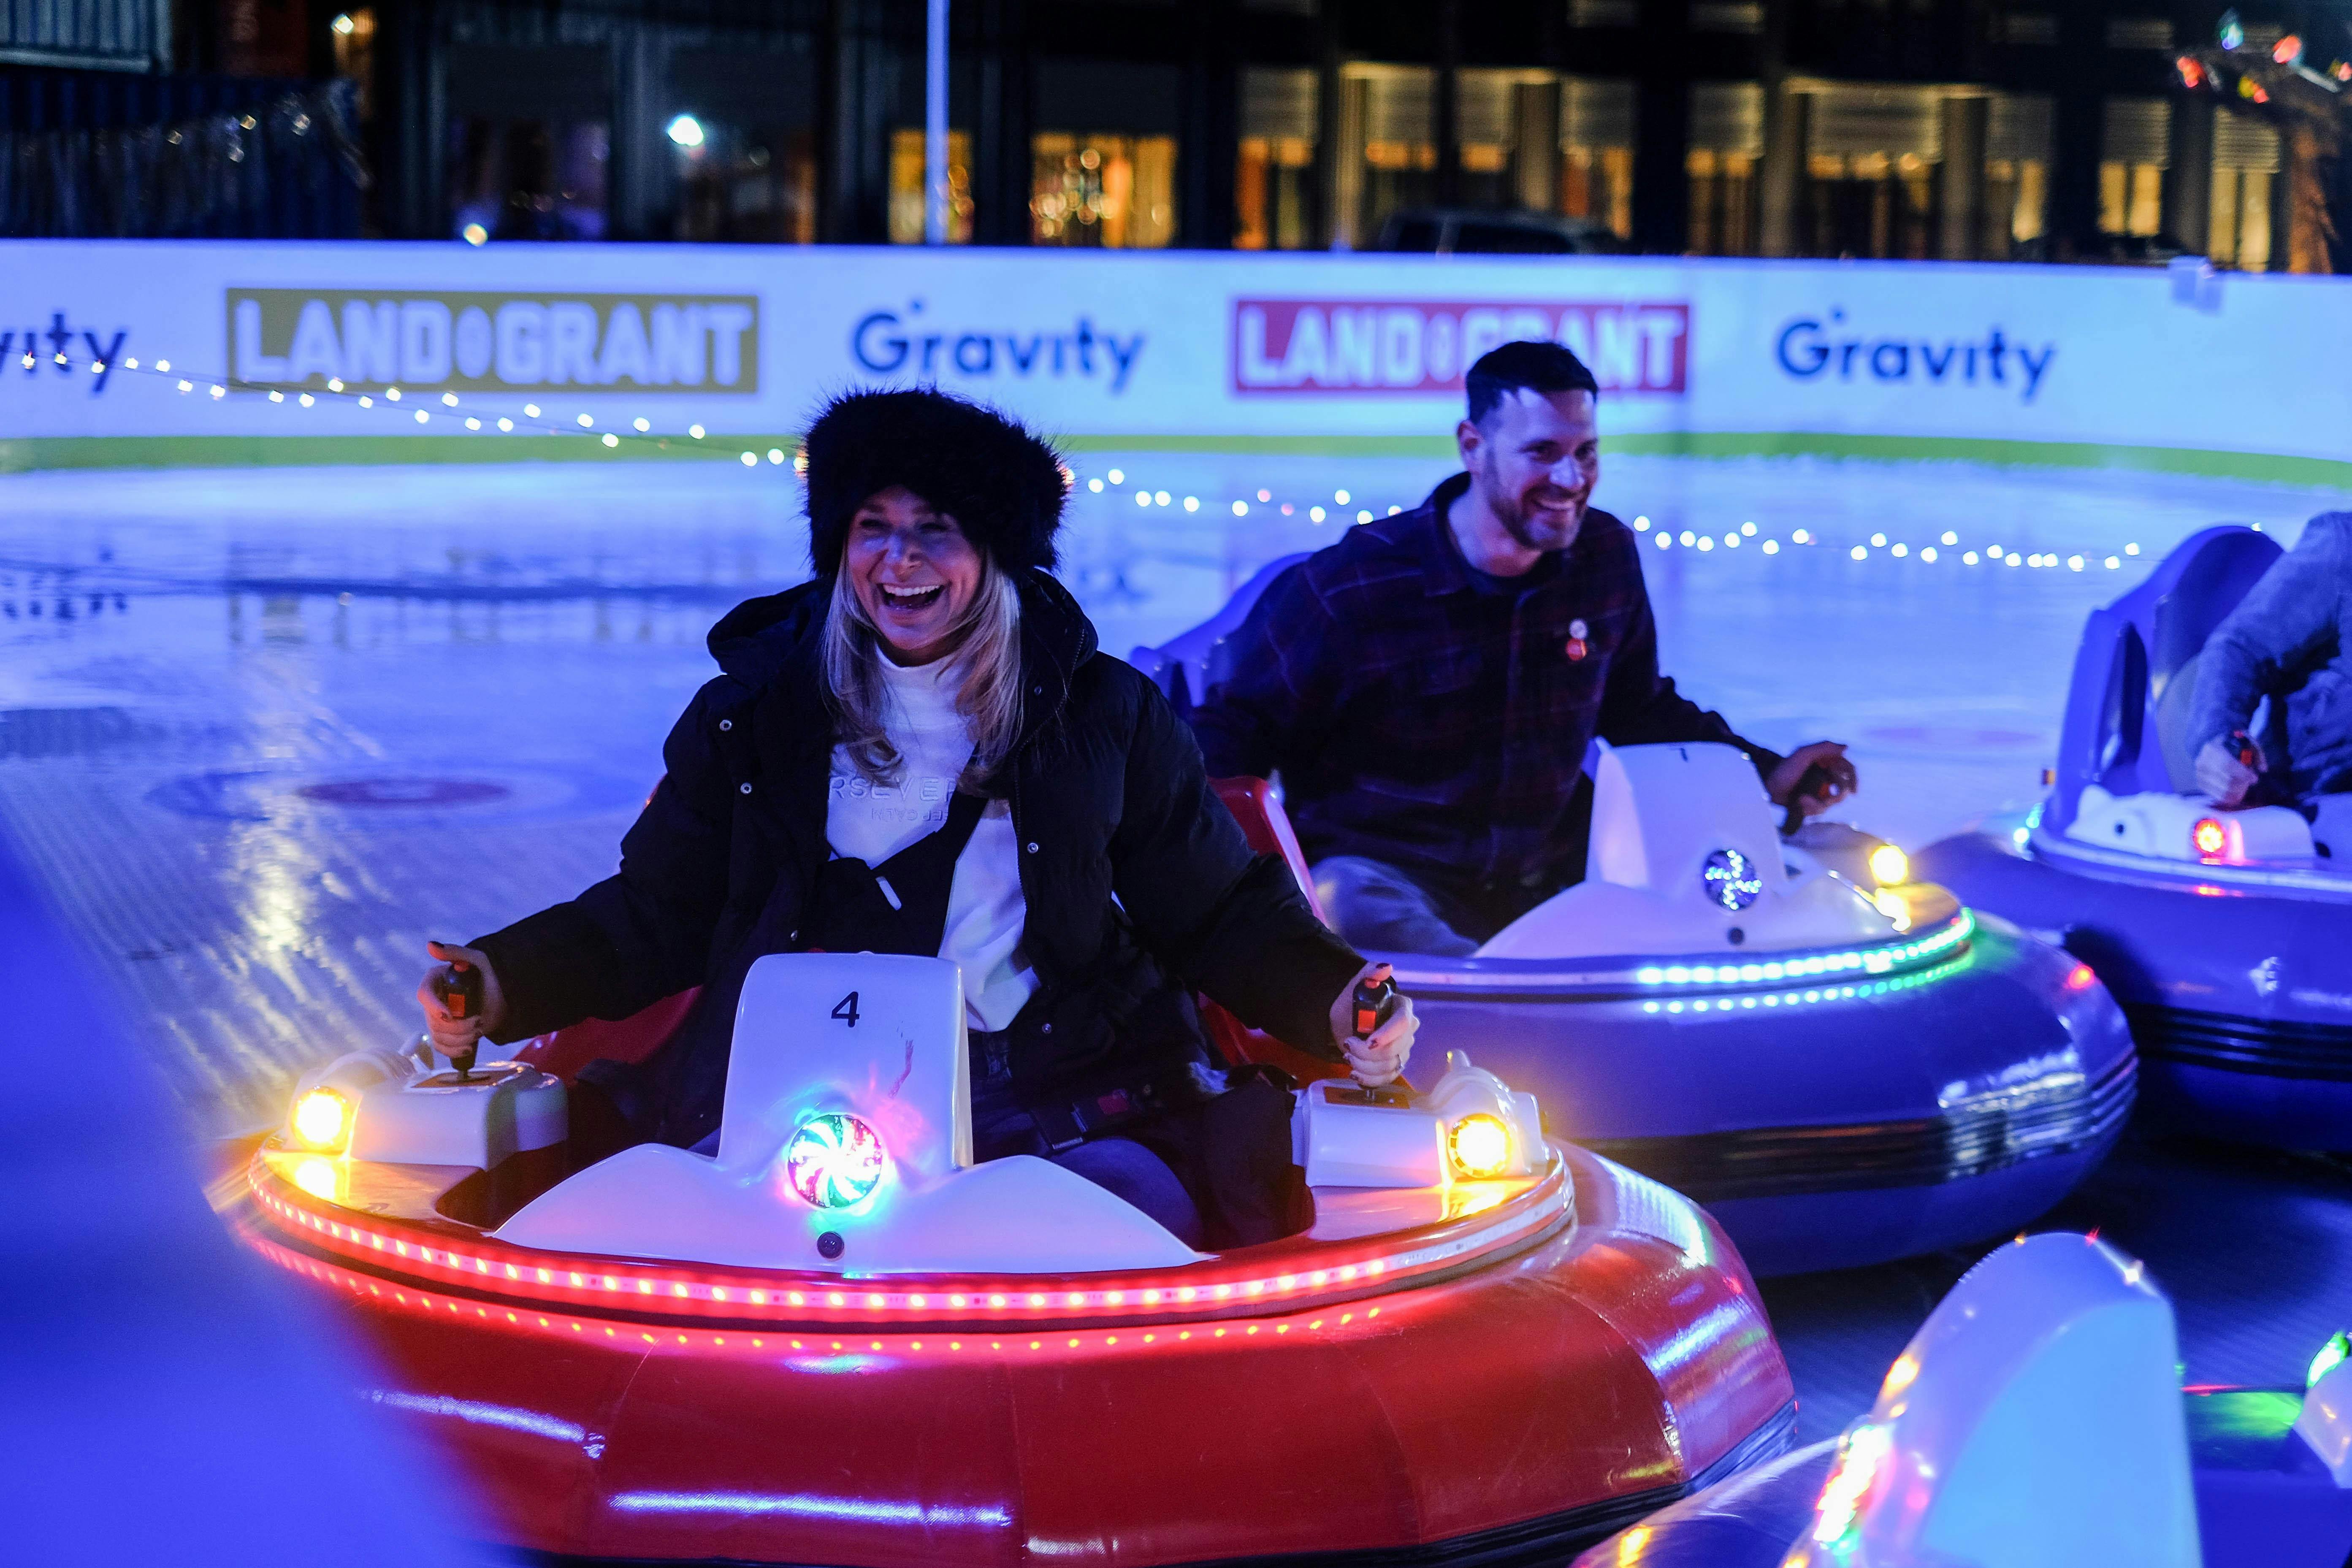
top-left (474, 569), bottom-right (1364, 1148)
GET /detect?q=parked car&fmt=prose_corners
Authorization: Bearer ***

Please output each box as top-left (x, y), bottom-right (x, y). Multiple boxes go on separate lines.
top-left (1372, 207), bottom-right (1629, 255)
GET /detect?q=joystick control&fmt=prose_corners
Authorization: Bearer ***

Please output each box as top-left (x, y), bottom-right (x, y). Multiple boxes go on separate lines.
top-left (1352, 972), bottom-right (1400, 1040)
top-left (1335, 972), bottom-right (1411, 1106)
top-left (433, 951), bottom-right (484, 1083)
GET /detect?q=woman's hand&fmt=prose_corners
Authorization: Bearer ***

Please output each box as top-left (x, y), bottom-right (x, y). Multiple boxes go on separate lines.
top-left (416, 940), bottom-right (509, 1061)
top-left (1767, 741), bottom-right (1858, 818)
top-left (2196, 735), bottom-right (2264, 807)
top-left (1328, 960), bottom-right (1418, 1087)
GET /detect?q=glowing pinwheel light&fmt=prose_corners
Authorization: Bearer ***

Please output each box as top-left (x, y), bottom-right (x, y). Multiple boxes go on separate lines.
top-left (784, 1113), bottom-right (887, 1209)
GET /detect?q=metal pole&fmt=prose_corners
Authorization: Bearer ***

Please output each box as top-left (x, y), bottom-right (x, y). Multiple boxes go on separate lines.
top-left (925, 0), bottom-right (949, 244)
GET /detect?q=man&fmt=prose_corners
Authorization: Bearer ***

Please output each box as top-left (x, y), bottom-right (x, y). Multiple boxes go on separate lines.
top-left (2191, 510), bottom-right (2352, 807)
top-left (1190, 340), bottom-right (1856, 956)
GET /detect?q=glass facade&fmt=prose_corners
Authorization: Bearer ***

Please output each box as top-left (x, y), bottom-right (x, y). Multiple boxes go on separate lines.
top-left (2209, 113), bottom-right (2279, 272)
top-left (2099, 97), bottom-right (2169, 238)
top-left (442, 44), bottom-right (612, 244)
top-left (676, 125), bottom-right (817, 245)
top-left (447, 120), bottom-right (610, 243)
top-left (889, 129), bottom-right (975, 245)
top-left (1984, 93), bottom-right (2052, 258)
top-left (351, 2), bottom-right (2323, 270)
top-left (1687, 83), bottom-right (1762, 256)
top-left (1237, 68), bottom-right (1320, 249)
top-left (1559, 79), bottom-right (1634, 244)
top-left (1030, 134), bottom-right (1176, 248)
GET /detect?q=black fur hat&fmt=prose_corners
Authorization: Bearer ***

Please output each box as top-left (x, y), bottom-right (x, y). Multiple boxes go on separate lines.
top-left (803, 388), bottom-right (1068, 576)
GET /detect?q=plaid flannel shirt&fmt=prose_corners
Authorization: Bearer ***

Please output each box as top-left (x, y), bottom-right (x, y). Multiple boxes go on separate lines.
top-left (1192, 474), bottom-right (1781, 891)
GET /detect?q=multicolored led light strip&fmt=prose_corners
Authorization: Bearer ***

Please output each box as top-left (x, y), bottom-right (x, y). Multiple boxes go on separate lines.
top-left (243, 1225), bottom-right (1397, 1362)
top-left (1633, 910), bottom-right (1974, 993)
top-left (245, 1151), bottom-right (1569, 1327)
top-left (1640, 952), bottom-right (1970, 1015)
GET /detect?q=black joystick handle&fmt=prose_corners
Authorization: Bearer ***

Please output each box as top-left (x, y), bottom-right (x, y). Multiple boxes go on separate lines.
top-left (1780, 761), bottom-right (1837, 836)
top-left (1352, 973), bottom-right (1401, 1040)
top-left (434, 952), bottom-right (483, 1082)
top-left (2230, 728), bottom-right (2261, 770)
top-left (1334, 972), bottom-right (1412, 1107)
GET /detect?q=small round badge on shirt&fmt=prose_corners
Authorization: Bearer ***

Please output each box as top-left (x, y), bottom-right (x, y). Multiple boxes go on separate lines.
top-left (1566, 618), bottom-right (1590, 661)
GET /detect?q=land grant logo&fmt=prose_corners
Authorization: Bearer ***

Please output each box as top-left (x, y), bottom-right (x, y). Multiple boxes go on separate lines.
top-left (225, 290), bottom-right (760, 393)
top-left (1231, 298), bottom-right (1689, 395)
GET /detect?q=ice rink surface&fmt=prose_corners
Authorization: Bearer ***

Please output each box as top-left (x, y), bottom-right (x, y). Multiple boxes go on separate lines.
top-left (5, 449), bottom-right (2349, 1443)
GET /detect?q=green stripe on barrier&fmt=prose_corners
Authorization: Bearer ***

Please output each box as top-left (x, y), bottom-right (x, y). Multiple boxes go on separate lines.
top-left (5, 429), bottom-right (2350, 486)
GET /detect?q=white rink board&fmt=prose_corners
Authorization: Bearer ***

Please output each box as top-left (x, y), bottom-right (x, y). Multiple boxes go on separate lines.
top-left (1, 241), bottom-right (2344, 465)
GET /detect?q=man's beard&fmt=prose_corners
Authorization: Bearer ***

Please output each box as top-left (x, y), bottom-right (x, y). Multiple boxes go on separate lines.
top-left (1487, 470), bottom-right (1585, 554)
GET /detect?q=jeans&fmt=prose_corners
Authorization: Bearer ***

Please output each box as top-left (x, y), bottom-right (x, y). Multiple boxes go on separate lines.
top-left (1313, 854), bottom-right (1580, 957)
top-left (967, 1034), bottom-right (1206, 1249)
top-left (1313, 855), bottom-right (1485, 956)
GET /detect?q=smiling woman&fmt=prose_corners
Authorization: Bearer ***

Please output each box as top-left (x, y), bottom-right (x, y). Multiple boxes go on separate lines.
top-left (824, 486), bottom-right (1026, 787)
top-left (422, 385), bottom-right (1402, 1258)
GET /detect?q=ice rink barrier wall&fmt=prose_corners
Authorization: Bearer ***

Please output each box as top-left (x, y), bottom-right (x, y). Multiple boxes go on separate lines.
top-left (2, 240), bottom-right (2345, 481)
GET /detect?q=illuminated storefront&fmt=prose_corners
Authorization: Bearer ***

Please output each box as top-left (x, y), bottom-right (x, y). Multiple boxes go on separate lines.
top-left (253, 0), bottom-right (2305, 272)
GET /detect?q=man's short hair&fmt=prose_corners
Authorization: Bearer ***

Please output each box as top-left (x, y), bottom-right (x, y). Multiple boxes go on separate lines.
top-left (1465, 341), bottom-right (1600, 426)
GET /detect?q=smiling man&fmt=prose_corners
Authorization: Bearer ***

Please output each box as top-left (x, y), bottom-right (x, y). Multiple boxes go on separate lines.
top-left (1191, 340), bottom-right (1856, 956)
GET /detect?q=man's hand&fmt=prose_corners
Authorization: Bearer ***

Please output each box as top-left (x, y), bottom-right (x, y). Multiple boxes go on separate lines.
top-left (417, 940), bottom-right (509, 1061)
top-left (2196, 735), bottom-right (2265, 807)
top-left (1328, 960), bottom-right (1418, 1087)
top-left (1766, 741), bottom-right (1858, 819)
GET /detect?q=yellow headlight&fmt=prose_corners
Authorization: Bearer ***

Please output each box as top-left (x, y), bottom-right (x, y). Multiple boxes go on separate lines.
top-left (1867, 843), bottom-right (1910, 888)
top-left (1449, 1113), bottom-right (1512, 1179)
top-left (291, 1087), bottom-right (351, 1151)
top-left (292, 1155), bottom-right (342, 1202)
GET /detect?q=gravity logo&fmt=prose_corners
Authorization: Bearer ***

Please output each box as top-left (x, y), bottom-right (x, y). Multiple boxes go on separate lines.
top-left (1775, 310), bottom-right (2056, 402)
top-left (3, 311), bottom-right (131, 393)
top-left (850, 302), bottom-right (1146, 393)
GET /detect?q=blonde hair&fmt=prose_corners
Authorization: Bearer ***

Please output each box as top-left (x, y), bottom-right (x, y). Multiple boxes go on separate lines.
top-left (822, 557), bottom-right (1025, 788)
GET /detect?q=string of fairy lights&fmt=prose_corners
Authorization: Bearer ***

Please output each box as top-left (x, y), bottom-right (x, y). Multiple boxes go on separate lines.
top-left (26, 344), bottom-right (2165, 573)
top-left (1079, 466), bottom-right (2157, 573)
top-left (24, 344), bottom-right (805, 471)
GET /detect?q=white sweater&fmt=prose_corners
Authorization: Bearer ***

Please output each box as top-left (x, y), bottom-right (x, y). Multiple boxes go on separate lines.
top-left (826, 655), bottom-right (1036, 1031)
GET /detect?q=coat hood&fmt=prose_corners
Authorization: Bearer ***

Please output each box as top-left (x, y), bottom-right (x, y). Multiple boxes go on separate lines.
top-left (801, 389), bottom-right (1068, 578)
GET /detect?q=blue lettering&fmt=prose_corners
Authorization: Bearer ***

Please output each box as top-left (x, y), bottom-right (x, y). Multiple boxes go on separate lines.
top-left (851, 311), bottom-right (908, 373)
top-left (1776, 319), bottom-right (1828, 377)
top-left (1104, 333), bottom-right (1144, 393)
top-left (1776, 312), bottom-right (2051, 403)
top-left (851, 309), bottom-right (1145, 391)
top-left (83, 329), bottom-right (127, 392)
top-left (2018, 344), bottom-right (2055, 400)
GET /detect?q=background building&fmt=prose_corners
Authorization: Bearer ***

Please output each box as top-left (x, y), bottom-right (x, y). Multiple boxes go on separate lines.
top-left (0, 0), bottom-right (2330, 270)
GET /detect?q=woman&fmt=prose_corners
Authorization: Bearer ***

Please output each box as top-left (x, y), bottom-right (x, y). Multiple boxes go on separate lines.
top-left (417, 388), bottom-right (1415, 1248)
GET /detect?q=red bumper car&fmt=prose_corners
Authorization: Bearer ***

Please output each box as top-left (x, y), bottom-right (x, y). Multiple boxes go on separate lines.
top-left (227, 947), bottom-right (1794, 1565)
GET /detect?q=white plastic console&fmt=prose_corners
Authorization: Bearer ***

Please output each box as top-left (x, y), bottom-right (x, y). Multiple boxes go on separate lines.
top-left (1477, 742), bottom-right (1899, 959)
top-left (289, 1042), bottom-right (567, 1170)
top-left (2065, 783), bottom-right (2314, 862)
top-left (496, 953), bottom-right (1204, 1275)
top-left (480, 955), bottom-right (1558, 1275)
top-left (1295, 1051), bottom-right (1545, 1187)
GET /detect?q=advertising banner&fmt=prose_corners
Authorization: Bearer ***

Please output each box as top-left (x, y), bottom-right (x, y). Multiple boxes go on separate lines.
top-left (0, 240), bottom-right (2344, 479)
